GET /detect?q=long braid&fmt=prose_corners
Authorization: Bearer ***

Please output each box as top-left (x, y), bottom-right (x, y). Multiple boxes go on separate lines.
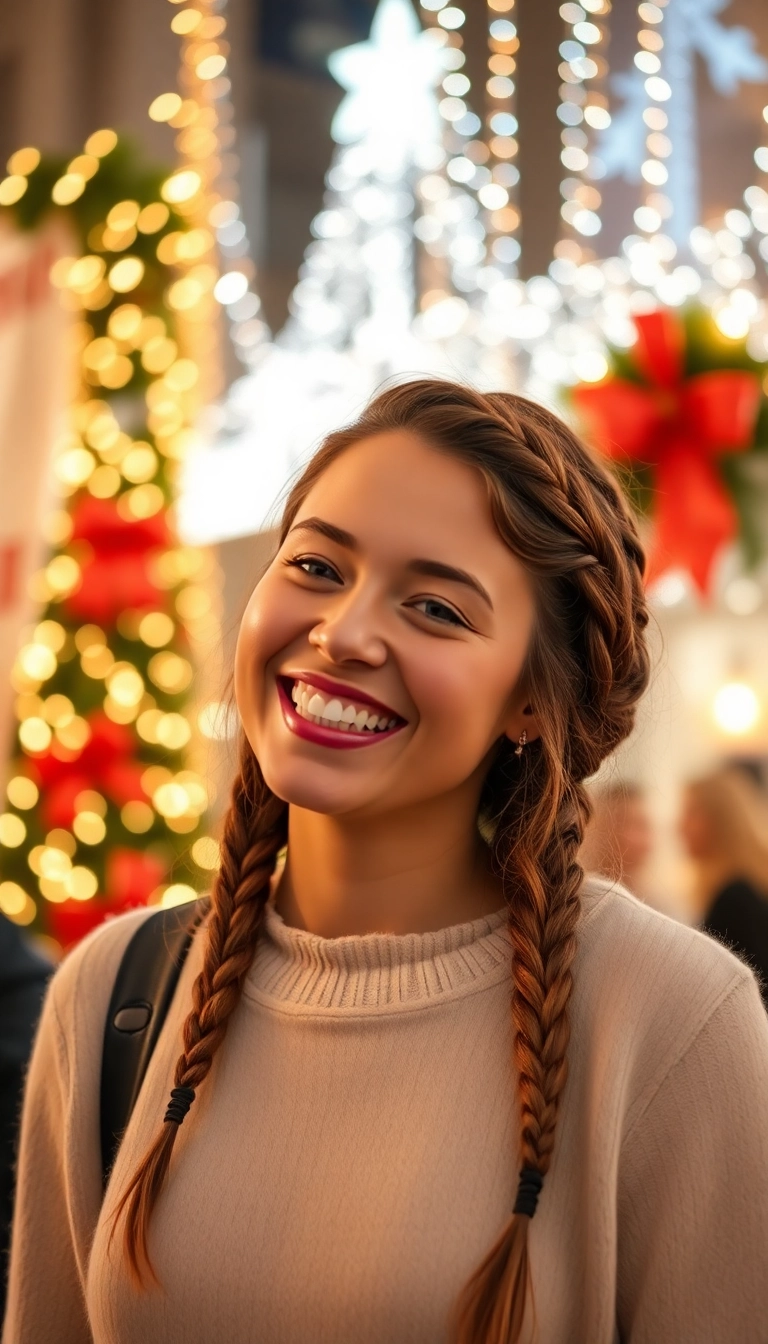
top-left (112, 743), bottom-right (287, 1284)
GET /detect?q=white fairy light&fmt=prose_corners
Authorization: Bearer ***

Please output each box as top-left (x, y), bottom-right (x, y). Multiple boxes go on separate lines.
top-left (555, 0), bottom-right (611, 259)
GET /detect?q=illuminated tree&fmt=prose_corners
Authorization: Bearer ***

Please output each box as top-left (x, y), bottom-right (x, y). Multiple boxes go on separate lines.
top-left (0, 136), bottom-right (222, 948)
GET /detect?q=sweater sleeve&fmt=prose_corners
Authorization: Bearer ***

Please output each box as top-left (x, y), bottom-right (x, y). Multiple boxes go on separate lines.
top-left (616, 969), bottom-right (768, 1344)
top-left (1, 980), bottom-right (92, 1344)
top-left (1, 907), bottom-right (156, 1344)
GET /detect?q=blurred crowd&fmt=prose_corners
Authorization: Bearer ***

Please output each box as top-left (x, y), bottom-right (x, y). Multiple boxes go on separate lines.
top-left (581, 766), bottom-right (768, 1008)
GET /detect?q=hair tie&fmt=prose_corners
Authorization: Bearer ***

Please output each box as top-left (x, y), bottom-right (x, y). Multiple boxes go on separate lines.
top-left (513, 1167), bottom-right (544, 1219)
top-left (164, 1085), bottom-right (196, 1126)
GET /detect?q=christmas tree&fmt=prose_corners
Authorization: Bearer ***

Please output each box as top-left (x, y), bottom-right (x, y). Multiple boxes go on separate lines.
top-left (0, 137), bottom-right (221, 949)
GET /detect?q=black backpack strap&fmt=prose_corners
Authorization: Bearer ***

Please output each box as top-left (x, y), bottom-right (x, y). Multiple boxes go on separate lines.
top-left (99, 897), bottom-right (209, 1190)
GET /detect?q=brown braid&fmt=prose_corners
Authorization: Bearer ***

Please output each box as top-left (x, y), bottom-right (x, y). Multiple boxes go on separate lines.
top-left (112, 741), bottom-right (287, 1284)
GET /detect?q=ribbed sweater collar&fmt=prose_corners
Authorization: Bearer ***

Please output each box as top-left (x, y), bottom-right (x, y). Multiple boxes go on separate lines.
top-left (245, 900), bottom-right (512, 1012)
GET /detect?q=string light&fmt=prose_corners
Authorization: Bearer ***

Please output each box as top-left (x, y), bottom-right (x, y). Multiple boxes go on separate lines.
top-left (631, 0), bottom-right (672, 240)
top-left (483, 0), bottom-right (521, 269)
top-left (150, 0), bottom-right (267, 369)
top-left (556, 0), bottom-right (611, 255)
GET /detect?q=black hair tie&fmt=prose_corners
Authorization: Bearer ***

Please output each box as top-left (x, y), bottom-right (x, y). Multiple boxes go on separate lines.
top-left (164, 1085), bottom-right (196, 1126)
top-left (513, 1167), bottom-right (544, 1219)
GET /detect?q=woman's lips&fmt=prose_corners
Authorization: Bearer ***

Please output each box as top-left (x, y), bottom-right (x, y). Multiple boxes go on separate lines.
top-left (276, 678), bottom-right (404, 751)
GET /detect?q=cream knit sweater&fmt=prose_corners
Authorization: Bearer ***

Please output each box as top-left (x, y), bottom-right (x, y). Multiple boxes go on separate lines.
top-left (3, 877), bottom-right (768, 1344)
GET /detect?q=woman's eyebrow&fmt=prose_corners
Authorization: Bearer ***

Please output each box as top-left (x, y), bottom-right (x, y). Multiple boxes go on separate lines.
top-left (406, 559), bottom-right (493, 610)
top-left (287, 517), bottom-right (493, 610)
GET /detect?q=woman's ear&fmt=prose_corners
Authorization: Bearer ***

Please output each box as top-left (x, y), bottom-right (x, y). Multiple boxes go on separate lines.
top-left (503, 702), bottom-right (541, 747)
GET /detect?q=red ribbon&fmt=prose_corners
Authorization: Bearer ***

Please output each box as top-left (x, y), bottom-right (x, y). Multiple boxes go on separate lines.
top-left (64, 495), bottom-right (170, 624)
top-left (573, 310), bottom-right (761, 594)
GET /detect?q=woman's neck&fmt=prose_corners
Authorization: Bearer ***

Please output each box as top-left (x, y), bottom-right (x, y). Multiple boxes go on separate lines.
top-left (273, 796), bottom-right (504, 939)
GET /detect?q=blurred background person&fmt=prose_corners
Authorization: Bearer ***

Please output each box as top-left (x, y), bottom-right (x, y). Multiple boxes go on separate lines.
top-left (0, 913), bottom-right (51, 1318)
top-left (680, 768), bottom-right (768, 1008)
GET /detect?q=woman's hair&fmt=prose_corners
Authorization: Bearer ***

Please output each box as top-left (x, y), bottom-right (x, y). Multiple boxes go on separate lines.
top-left (112, 379), bottom-right (650, 1340)
top-left (685, 768), bottom-right (768, 904)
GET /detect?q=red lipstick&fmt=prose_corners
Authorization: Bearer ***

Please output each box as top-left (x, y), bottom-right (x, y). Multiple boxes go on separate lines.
top-left (276, 678), bottom-right (404, 751)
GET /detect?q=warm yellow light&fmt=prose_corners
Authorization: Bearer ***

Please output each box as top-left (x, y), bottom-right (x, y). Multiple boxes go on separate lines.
top-left (141, 336), bottom-right (178, 373)
top-left (108, 303), bottom-right (143, 342)
top-left (0, 176), bottom-right (28, 206)
top-left (34, 620), bottom-right (67, 652)
top-left (55, 716), bottom-right (91, 751)
top-left (66, 866), bottom-right (99, 901)
top-left (67, 255), bottom-right (106, 292)
top-left (176, 585), bottom-right (211, 620)
top-left (107, 199), bottom-right (140, 231)
top-left (7, 147), bottom-right (40, 176)
top-left (176, 227), bottom-right (214, 260)
top-left (6, 776), bottom-right (39, 810)
top-left (166, 277), bottom-right (204, 310)
top-left (0, 881), bottom-right (35, 923)
top-left (42, 510), bottom-right (74, 546)
top-left (137, 202), bottom-right (170, 234)
top-left (107, 663), bottom-right (145, 707)
top-left (122, 444), bottom-right (158, 484)
top-left (18, 717), bottom-right (52, 753)
top-left (138, 610), bottom-right (174, 646)
top-left (45, 829), bottom-right (76, 857)
top-left (714, 306), bottom-right (750, 340)
top-left (83, 336), bottom-right (118, 371)
top-left (121, 801), bottom-right (154, 833)
top-left (118, 484), bottom-right (165, 519)
top-left (74, 789), bottom-right (107, 817)
top-left (137, 315), bottom-right (167, 346)
top-left (54, 447), bottom-right (95, 489)
top-left (149, 92), bottom-right (183, 121)
top-left (153, 782), bottom-right (190, 818)
top-left (148, 651), bottom-right (194, 694)
top-left (98, 355), bottom-right (134, 389)
top-left (39, 877), bottom-right (68, 904)
top-left (45, 554), bottom-right (81, 595)
top-left (165, 358), bottom-right (199, 392)
top-left (18, 643), bottom-right (57, 681)
top-left (156, 713), bottom-right (192, 750)
top-left (712, 681), bottom-right (761, 736)
top-left (39, 846), bottom-right (72, 880)
top-left (161, 170), bottom-right (202, 204)
top-left (171, 8), bottom-right (202, 34)
top-left (42, 694), bottom-right (75, 727)
top-left (196, 54), bottom-right (227, 80)
top-left (81, 644), bottom-right (114, 678)
top-left (68, 154), bottom-right (99, 180)
top-left (52, 174), bottom-right (86, 205)
top-left (75, 623), bottom-right (106, 652)
top-left (72, 811), bottom-right (107, 845)
top-left (0, 813), bottom-right (27, 847)
top-left (85, 128), bottom-right (118, 157)
top-left (88, 464), bottom-right (122, 497)
top-left (161, 883), bottom-right (199, 909)
top-left (191, 835), bottom-right (220, 870)
top-left (108, 257), bottom-right (145, 293)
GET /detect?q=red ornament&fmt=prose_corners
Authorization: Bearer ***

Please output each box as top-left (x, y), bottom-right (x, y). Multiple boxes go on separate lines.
top-left (572, 309), bottom-right (761, 595)
top-left (36, 711), bottom-right (149, 828)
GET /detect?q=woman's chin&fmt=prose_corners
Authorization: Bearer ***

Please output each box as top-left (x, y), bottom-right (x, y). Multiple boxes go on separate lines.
top-left (260, 758), bottom-right (375, 818)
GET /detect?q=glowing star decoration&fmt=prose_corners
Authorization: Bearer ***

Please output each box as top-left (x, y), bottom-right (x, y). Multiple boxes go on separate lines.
top-left (328, 0), bottom-right (445, 176)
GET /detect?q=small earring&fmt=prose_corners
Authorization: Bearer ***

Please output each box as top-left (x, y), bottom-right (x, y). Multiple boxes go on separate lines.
top-left (514, 730), bottom-right (527, 757)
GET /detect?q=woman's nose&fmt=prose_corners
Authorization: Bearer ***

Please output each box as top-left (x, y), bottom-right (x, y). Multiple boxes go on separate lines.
top-left (307, 590), bottom-right (388, 667)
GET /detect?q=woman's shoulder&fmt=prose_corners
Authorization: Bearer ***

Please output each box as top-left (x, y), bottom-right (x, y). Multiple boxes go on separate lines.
top-left (47, 904), bottom-right (159, 1040)
top-left (575, 875), bottom-right (763, 1095)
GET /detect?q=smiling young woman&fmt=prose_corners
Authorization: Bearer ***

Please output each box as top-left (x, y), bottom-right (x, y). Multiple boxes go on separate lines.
top-left (4, 380), bottom-right (768, 1344)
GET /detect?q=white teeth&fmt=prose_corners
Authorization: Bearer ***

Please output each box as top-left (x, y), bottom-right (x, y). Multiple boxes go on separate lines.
top-left (289, 680), bottom-right (399, 735)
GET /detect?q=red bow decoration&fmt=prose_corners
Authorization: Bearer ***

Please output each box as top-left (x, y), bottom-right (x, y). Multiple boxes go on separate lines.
top-left (64, 495), bottom-right (170, 624)
top-left (32, 711), bottom-right (148, 829)
top-left (572, 309), bottom-right (761, 594)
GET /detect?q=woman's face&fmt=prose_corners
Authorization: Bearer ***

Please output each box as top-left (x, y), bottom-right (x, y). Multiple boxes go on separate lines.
top-left (235, 431), bottom-right (538, 819)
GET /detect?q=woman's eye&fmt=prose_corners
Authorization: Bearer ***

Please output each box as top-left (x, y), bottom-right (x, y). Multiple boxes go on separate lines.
top-left (286, 556), bottom-right (341, 582)
top-left (411, 598), bottom-right (467, 628)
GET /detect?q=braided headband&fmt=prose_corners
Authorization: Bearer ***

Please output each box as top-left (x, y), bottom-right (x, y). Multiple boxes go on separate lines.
top-left (513, 1167), bottom-right (544, 1219)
